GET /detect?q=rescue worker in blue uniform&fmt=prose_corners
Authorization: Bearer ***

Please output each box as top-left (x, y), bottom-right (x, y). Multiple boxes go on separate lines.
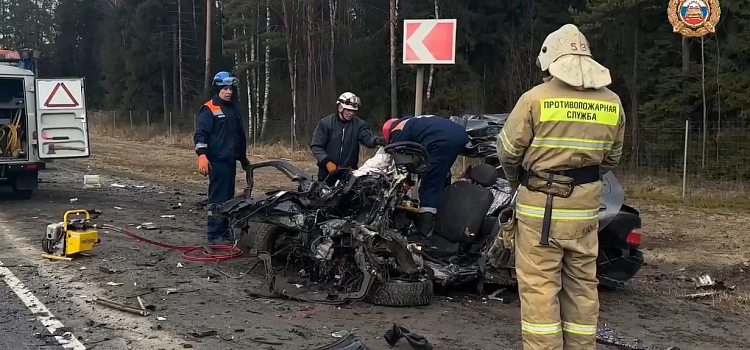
top-left (310, 92), bottom-right (386, 186)
top-left (381, 115), bottom-right (469, 241)
top-left (194, 71), bottom-right (250, 244)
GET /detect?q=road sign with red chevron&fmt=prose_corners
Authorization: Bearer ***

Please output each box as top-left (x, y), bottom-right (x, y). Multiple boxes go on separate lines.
top-left (402, 19), bottom-right (457, 65)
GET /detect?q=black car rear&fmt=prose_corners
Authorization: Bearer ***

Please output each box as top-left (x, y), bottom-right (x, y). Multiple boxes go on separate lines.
top-left (596, 204), bottom-right (644, 289)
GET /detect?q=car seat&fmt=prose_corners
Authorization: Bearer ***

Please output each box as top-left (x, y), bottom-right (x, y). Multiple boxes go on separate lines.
top-left (433, 164), bottom-right (498, 245)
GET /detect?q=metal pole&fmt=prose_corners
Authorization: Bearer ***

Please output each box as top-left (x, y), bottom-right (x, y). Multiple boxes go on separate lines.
top-left (169, 112), bottom-right (173, 137)
top-left (683, 120), bottom-right (689, 198)
top-left (415, 66), bottom-right (425, 116)
top-left (701, 37), bottom-right (707, 168)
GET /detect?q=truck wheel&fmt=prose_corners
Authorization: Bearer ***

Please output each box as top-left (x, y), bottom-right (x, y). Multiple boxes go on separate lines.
top-left (9, 172), bottom-right (37, 200)
top-left (10, 181), bottom-right (33, 199)
top-left (367, 279), bottom-right (433, 307)
top-left (12, 189), bottom-right (33, 200)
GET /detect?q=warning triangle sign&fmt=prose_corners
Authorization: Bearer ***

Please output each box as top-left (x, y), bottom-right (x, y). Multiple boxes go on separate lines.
top-left (44, 83), bottom-right (79, 108)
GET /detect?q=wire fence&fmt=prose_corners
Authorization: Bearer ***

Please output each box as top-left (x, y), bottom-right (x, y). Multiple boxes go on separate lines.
top-left (87, 110), bottom-right (750, 197)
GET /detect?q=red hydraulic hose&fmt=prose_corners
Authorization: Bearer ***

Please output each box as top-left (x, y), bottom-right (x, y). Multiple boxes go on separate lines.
top-left (102, 224), bottom-right (243, 262)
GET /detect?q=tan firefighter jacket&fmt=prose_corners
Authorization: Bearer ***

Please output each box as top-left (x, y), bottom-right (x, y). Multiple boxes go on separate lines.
top-left (498, 77), bottom-right (626, 240)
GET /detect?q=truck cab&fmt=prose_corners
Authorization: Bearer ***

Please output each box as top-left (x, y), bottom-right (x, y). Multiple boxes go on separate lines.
top-left (0, 49), bottom-right (90, 199)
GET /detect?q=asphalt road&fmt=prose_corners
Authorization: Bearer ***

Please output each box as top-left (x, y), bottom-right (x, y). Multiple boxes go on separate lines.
top-left (0, 281), bottom-right (62, 349)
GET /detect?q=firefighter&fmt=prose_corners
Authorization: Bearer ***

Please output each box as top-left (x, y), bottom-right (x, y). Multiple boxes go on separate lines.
top-left (381, 115), bottom-right (469, 242)
top-left (496, 24), bottom-right (625, 350)
top-left (194, 71), bottom-right (250, 245)
top-left (310, 92), bottom-right (387, 186)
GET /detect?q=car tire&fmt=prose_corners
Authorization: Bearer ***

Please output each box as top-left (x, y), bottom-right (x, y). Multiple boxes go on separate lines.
top-left (252, 225), bottom-right (296, 265)
top-left (252, 225), bottom-right (285, 253)
top-left (367, 278), bottom-right (433, 307)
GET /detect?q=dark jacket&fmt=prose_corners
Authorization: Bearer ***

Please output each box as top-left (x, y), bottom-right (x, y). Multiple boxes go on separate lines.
top-left (389, 115), bottom-right (469, 156)
top-left (194, 96), bottom-right (247, 164)
top-left (310, 114), bottom-right (379, 169)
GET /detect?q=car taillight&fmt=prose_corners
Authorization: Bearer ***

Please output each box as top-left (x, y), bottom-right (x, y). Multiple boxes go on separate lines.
top-left (626, 228), bottom-right (642, 245)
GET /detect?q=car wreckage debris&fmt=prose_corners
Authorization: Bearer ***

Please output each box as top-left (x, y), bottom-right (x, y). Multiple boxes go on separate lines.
top-left (92, 295), bottom-right (150, 316)
top-left (383, 324), bottom-right (433, 350)
top-left (307, 332), bottom-right (368, 350)
top-left (685, 274), bottom-right (736, 299)
top-left (596, 327), bottom-right (679, 350)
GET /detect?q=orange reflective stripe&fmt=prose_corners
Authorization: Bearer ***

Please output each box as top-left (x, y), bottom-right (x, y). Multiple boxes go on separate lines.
top-left (203, 100), bottom-right (224, 118)
top-left (204, 100), bottom-right (221, 111)
top-left (392, 120), bottom-right (408, 132)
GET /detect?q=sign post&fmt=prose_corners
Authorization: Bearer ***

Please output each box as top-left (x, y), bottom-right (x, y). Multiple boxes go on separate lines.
top-left (668, 0), bottom-right (720, 168)
top-left (403, 19), bottom-right (457, 116)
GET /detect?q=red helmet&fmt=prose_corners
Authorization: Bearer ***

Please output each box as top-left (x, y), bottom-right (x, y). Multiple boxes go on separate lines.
top-left (382, 118), bottom-right (400, 142)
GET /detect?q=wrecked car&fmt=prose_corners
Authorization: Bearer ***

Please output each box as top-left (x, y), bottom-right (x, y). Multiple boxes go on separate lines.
top-left (217, 116), bottom-right (644, 306)
top-left (217, 144), bottom-right (436, 307)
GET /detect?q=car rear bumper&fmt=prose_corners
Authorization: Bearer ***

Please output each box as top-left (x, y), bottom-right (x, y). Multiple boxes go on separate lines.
top-left (597, 248), bottom-right (644, 287)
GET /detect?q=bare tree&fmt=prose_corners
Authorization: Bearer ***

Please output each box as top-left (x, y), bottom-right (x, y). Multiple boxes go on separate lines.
top-left (204, 0), bottom-right (213, 92)
top-left (389, 0), bottom-right (398, 118)
top-left (306, 0), bottom-right (315, 131)
top-left (242, 12), bottom-right (255, 143)
top-left (281, 0), bottom-right (299, 145)
top-left (177, 0), bottom-right (185, 116)
top-left (328, 0), bottom-right (337, 91)
top-left (261, 3), bottom-right (271, 139)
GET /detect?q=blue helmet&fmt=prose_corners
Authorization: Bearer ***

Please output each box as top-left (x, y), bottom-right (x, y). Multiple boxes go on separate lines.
top-left (213, 71), bottom-right (239, 87)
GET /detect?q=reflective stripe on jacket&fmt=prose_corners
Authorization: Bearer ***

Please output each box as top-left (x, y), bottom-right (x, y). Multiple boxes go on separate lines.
top-left (498, 78), bottom-right (626, 238)
top-left (194, 96), bottom-right (247, 163)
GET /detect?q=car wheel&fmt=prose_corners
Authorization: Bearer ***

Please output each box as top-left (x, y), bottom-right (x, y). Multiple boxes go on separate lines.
top-left (367, 278), bottom-right (433, 307)
top-left (252, 225), bottom-right (291, 262)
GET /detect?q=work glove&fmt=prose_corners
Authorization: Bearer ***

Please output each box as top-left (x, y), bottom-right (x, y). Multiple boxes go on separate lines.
top-left (375, 137), bottom-right (387, 146)
top-left (326, 161), bottom-right (338, 173)
top-left (198, 154), bottom-right (210, 176)
top-left (240, 157), bottom-right (250, 171)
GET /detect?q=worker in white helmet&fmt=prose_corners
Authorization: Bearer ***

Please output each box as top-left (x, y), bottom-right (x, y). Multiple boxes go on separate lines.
top-left (310, 92), bottom-right (387, 185)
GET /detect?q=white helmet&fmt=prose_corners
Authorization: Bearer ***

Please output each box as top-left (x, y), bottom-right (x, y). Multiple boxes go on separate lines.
top-left (537, 24), bottom-right (611, 89)
top-left (337, 92), bottom-right (361, 111)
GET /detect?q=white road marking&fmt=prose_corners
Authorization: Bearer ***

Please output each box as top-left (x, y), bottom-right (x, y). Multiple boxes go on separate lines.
top-left (0, 260), bottom-right (87, 350)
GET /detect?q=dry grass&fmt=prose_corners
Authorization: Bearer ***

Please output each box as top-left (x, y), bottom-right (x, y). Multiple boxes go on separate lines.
top-left (90, 121), bottom-right (750, 208)
top-left (620, 173), bottom-right (750, 209)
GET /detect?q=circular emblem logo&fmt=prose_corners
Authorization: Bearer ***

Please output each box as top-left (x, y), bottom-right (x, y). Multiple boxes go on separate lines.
top-left (680, 0), bottom-right (709, 27)
top-left (668, 0), bottom-right (721, 37)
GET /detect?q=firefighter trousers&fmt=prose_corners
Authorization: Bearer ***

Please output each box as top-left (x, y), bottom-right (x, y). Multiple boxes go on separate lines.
top-left (515, 220), bottom-right (599, 350)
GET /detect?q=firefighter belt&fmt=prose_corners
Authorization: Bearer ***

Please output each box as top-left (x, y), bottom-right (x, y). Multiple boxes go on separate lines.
top-left (520, 165), bottom-right (600, 246)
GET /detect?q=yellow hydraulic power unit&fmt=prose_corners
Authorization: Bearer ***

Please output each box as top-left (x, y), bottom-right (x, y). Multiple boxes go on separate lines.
top-left (42, 210), bottom-right (102, 260)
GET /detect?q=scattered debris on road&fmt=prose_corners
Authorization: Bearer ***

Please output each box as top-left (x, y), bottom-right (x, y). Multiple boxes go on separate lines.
top-left (136, 222), bottom-right (158, 230)
top-left (597, 326), bottom-right (680, 350)
top-left (685, 274), bottom-right (736, 299)
top-left (92, 295), bottom-right (150, 316)
top-left (383, 324), bottom-right (433, 350)
top-left (313, 332), bottom-right (368, 350)
top-left (83, 175), bottom-right (102, 188)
